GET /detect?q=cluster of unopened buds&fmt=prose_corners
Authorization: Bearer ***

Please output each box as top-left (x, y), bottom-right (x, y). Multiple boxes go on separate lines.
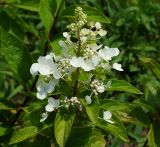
top-left (61, 97), bottom-right (82, 111)
top-left (30, 7), bottom-right (123, 123)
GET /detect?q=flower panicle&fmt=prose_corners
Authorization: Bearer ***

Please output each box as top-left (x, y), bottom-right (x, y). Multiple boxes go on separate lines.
top-left (30, 7), bottom-right (122, 123)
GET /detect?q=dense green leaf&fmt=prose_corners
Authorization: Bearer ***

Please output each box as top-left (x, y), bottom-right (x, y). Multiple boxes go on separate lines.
top-left (9, 126), bottom-right (38, 144)
top-left (0, 29), bottom-right (32, 84)
top-left (39, 0), bottom-right (64, 35)
top-left (62, 5), bottom-right (110, 23)
top-left (96, 117), bottom-right (129, 142)
top-left (23, 102), bottom-right (44, 115)
top-left (100, 99), bottom-right (131, 111)
top-left (8, 0), bottom-right (40, 12)
top-left (0, 11), bottom-right (25, 41)
top-left (148, 123), bottom-right (160, 147)
top-left (105, 80), bottom-right (143, 94)
top-left (0, 126), bottom-right (12, 136)
top-left (0, 101), bottom-right (15, 110)
top-left (140, 58), bottom-right (160, 80)
top-left (54, 110), bottom-right (75, 147)
top-left (129, 107), bottom-right (151, 126)
top-left (66, 128), bottom-right (106, 147)
top-left (39, 0), bottom-right (56, 35)
top-left (85, 103), bottom-right (99, 123)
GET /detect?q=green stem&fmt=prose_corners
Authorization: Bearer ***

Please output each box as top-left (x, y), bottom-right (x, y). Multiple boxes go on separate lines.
top-left (72, 29), bottom-right (81, 96)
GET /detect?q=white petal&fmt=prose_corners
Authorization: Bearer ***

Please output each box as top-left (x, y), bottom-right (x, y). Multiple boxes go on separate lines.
top-left (85, 96), bottom-right (92, 104)
top-left (105, 119), bottom-right (114, 124)
top-left (98, 47), bottom-right (120, 61)
top-left (38, 57), bottom-right (52, 75)
top-left (40, 112), bottom-right (48, 122)
top-left (103, 111), bottom-right (112, 120)
top-left (63, 32), bottom-right (70, 40)
top-left (81, 59), bottom-right (95, 71)
top-left (91, 44), bottom-right (102, 50)
top-left (30, 63), bottom-right (39, 76)
top-left (80, 36), bottom-right (87, 43)
top-left (106, 80), bottom-right (112, 88)
top-left (112, 63), bottom-right (123, 71)
top-left (48, 79), bottom-right (59, 93)
top-left (95, 22), bottom-right (101, 30)
top-left (97, 85), bottom-right (105, 93)
top-left (58, 40), bottom-right (67, 48)
top-left (45, 104), bottom-right (54, 112)
top-left (45, 53), bottom-right (54, 60)
top-left (36, 90), bottom-right (47, 100)
top-left (52, 66), bottom-right (61, 79)
top-left (70, 57), bottom-right (84, 68)
top-left (91, 55), bottom-right (101, 66)
top-left (37, 80), bottom-right (46, 91)
top-left (47, 79), bottom-right (57, 93)
top-left (98, 29), bottom-right (107, 36)
top-left (48, 97), bottom-right (60, 108)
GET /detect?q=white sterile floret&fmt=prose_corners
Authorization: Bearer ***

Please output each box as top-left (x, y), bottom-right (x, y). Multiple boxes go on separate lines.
top-left (98, 46), bottom-right (120, 61)
top-left (40, 112), bottom-right (48, 122)
top-left (91, 55), bottom-right (101, 66)
top-left (106, 80), bottom-right (112, 88)
top-left (47, 79), bottom-right (59, 93)
top-left (36, 79), bottom-right (58, 100)
top-left (70, 57), bottom-right (95, 71)
top-left (30, 63), bottom-right (40, 76)
top-left (70, 57), bottom-right (84, 68)
top-left (81, 59), bottom-right (95, 71)
top-left (30, 54), bottom-right (61, 79)
top-left (80, 36), bottom-right (87, 43)
top-left (112, 63), bottom-right (123, 71)
top-left (85, 95), bottom-right (92, 104)
top-left (103, 111), bottom-right (114, 124)
top-left (98, 29), bottom-right (107, 37)
top-left (63, 32), bottom-right (71, 40)
top-left (58, 40), bottom-right (67, 48)
top-left (45, 98), bottom-right (60, 112)
top-left (95, 22), bottom-right (101, 30)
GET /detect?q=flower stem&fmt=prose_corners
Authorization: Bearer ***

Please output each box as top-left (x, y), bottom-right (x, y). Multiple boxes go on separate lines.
top-left (72, 29), bottom-right (81, 96)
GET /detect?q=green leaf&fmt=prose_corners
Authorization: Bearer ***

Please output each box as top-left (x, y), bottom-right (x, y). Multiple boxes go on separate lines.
top-left (85, 103), bottom-right (99, 123)
top-left (39, 0), bottom-right (56, 35)
top-left (9, 126), bottom-right (38, 144)
top-left (105, 80), bottom-right (143, 94)
top-left (54, 110), bottom-right (75, 147)
top-left (140, 58), bottom-right (160, 80)
top-left (0, 126), bottom-right (12, 136)
top-left (81, 98), bottom-right (99, 123)
top-left (148, 123), bottom-right (160, 147)
top-left (23, 102), bottom-right (43, 115)
top-left (96, 116), bottom-right (129, 142)
top-left (0, 101), bottom-right (15, 110)
top-left (129, 107), bottom-right (151, 126)
top-left (100, 99), bottom-right (131, 111)
top-left (66, 128), bottom-right (106, 147)
top-left (0, 29), bottom-right (32, 84)
top-left (0, 11), bottom-right (25, 41)
top-left (50, 37), bottom-right (64, 55)
top-left (7, 0), bottom-right (40, 12)
top-left (62, 5), bottom-right (111, 23)
top-left (39, 0), bottom-right (64, 35)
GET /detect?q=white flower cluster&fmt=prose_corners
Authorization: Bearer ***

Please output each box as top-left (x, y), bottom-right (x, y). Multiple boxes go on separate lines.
top-left (30, 7), bottom-right (122, 123)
